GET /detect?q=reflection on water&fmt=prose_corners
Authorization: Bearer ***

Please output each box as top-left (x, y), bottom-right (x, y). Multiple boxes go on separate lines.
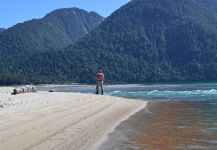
top-left (99, 101), bottom-right (217, 150)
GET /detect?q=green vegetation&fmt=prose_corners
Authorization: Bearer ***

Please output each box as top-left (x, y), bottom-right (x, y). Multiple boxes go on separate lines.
top-left (0, 8), bottom-right (103, 70)
top-left (1, 0), bottom-right (217, 84)
top-left (0, 8), bottom-right (103, 54)
top-left (0, 8), bottom-right (103, 85)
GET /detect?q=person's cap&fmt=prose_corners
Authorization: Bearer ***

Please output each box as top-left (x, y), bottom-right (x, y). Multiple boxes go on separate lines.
top-left (99, 70), bottom-right (103, 72)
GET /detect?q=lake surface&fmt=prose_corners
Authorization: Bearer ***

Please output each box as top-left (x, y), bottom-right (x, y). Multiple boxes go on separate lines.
top-left (38, 83), bottom-right (217, 150)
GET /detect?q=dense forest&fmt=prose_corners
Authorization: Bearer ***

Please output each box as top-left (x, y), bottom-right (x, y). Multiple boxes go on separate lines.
top-left (0, 8), bottom-right (103, 77)
top-left (0, 8), bottom-right (103, 85)
top-left (1, 0), bottom-right (217, 85)
top-left (0, 8), bottom-right (103, 54)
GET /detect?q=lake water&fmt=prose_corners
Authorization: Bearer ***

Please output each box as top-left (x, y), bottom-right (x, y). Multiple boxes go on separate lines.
top-left (38, 83), bottom-right (217, 150)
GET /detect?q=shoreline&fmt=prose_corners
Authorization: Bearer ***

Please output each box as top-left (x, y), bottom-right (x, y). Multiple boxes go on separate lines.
top-left (91, 102), bottom-right (147, 150)
top-left (0, 87), bottom-right (147, 150)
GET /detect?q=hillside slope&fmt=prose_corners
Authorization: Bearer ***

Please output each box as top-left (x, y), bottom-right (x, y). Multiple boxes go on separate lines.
top-left (1, 0), bottom-right (217, 84)
top-left (0, 8), bottom-right (103, 62)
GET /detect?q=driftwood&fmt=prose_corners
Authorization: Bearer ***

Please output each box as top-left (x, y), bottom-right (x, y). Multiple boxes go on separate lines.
top-left (12, 85), bottom-right (37, 95)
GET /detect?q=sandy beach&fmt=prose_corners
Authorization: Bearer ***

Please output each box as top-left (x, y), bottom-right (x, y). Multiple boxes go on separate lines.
top-left (0, 87), bottom-right (147, 150)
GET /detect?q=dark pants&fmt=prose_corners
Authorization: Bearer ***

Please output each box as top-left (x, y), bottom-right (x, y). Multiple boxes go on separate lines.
top-left (96, 80), bottom-right (103, 95)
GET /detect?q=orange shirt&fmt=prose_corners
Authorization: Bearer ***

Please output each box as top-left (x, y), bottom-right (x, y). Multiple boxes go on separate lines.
top-left (97, 73), bottom-right (104, 80)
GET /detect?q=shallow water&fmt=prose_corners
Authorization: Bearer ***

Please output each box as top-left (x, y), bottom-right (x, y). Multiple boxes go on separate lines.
top-left (38, 83), bottom-right (217, 150)
top-left (99, 101), bottom-right (217, 150)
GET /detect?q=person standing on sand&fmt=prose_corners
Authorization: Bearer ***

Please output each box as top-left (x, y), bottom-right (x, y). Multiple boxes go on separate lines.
top-left (96, 70), bottom-right (104, 95)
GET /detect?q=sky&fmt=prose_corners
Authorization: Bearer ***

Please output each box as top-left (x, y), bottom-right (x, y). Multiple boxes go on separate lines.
top-left (0, 0), bottom-right (130, 28)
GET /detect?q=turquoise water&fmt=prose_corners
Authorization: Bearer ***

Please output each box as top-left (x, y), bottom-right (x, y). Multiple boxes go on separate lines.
top-left (39, 82), bottom-right (217, 101)
top-left (109, 89), bottom-right (217, 101)
top-left (106, 83), bottom-right (217, 101)
top-left (38, 83), bottom-right (217, 149)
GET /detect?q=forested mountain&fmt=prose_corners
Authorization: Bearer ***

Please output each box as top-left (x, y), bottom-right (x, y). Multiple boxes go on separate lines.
top-left (1, 0), bottom-right (217, 84)
top-left (0, 28), bottom-right (5, 33)
top-left (0, 8), bottom-right (103, 58)
top-left (0, 8), bottom-right (104, 85)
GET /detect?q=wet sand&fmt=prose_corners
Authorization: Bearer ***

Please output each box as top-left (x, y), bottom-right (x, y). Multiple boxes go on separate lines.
top-left (0, 88), bottom-right (147, 150)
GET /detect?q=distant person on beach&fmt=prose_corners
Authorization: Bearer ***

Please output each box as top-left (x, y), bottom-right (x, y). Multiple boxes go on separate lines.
top-left (96, 70), bottom-right (104, 95)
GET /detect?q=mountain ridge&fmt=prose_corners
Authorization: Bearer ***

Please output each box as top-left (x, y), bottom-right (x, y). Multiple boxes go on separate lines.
top-left (1, 0), bottom-right (217, 84)
top-left (54, 0), bottom-right (217, 82)
top-left (0, 7), bottom-right (103, 57)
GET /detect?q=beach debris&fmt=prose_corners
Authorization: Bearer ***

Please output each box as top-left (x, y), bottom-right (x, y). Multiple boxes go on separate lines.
top-left (12, 85), bottom-right (37, 95)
